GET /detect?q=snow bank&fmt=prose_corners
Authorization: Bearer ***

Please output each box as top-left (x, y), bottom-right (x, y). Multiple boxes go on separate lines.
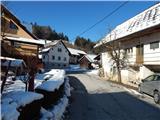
top-left (86, 69), bottom-right (99, 75)
top-left (40, 95), bottom-right (68, 120)
top-left (65, 64), bottom-right (87, 72)
top-left (40, 107), bottom-right (54, 120)
top-left (64, 77), bottom-right (71, 97)
top-left (36, 80), bottom-right (64, 92)
top-left (3, 91), bottom-right (43, 107)
top-left (1, 98), bottom-right (20, 120)
top-left (40, 77), bottom-right (70, 120)
top-left (36, 69), bottom-right (65, 92)
top-left (50, 95), bottom-right (69, 120)
top-left (3, 79), bottom-right (26, 94)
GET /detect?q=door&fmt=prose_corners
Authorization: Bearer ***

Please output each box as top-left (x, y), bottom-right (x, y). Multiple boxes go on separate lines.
top-left (136, 44), bottom-right (143, 64)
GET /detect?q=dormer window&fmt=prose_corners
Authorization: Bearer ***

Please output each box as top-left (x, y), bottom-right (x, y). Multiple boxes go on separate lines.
top-left (9, 21), bottom-right (18, 30)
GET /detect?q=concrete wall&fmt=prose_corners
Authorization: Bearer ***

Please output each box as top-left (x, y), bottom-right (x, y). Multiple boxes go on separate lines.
top-left (139, 66), bottom-right (154, 80)
top-left (101, 52), bottom-right (113, 78)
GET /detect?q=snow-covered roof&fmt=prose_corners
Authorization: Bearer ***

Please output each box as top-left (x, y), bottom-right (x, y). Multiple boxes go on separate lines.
top-left (80, 54), bottom-right (97, 62)
top-left (0, 57), bottom-right (26, 67)
top-left (68, 48), bottom-right (86, 56)
top-left (44, 40), bottom-right (60, 48)
top-left (95, 3), bottom-right (160, 47)
top-left (41, 47), bottom-right (51, 53)
top-left (86, 54), bottom-right (97, 62)
top-left (38, 54), bottom-right (42, 59)
top-left (39, 39), bottom-right (52, 45)
top-left (4, 36), bottom-right (44, 45)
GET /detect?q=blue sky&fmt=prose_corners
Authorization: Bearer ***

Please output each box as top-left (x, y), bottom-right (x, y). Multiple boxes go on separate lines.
top-left (6, 1), bottom-right (157, 42)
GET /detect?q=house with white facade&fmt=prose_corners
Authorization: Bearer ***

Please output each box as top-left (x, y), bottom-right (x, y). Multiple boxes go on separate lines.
top-left (95, 3), bottom-right (160, 85)
top-left (68, 48), bottom-right (86, 64)
top-left (41, 40), bottom-right (71, 69)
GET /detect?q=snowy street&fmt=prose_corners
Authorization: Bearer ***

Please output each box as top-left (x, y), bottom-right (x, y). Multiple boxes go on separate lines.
top-left (66, 72), bottom-right (160, 120)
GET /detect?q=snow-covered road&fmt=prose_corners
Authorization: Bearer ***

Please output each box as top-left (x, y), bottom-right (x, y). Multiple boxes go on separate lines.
top-left (66, 73), bottom-right (160, 120)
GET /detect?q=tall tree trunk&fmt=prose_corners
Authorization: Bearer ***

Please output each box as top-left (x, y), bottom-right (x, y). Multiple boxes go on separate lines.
top-left (28, 69), bottom-right (35, 91)
top-left (117, 64), bottom-right (121, 83)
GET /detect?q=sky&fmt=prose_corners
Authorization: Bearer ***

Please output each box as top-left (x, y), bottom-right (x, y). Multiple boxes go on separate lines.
top-left (6, 1), bottom-right (157, 42)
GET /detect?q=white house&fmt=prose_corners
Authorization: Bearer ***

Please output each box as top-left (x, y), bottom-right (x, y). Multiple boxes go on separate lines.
top-left (41, 40), bottom-right (71, 69)
top-left (95, 3), bottom-right (160, 85)
top-left (68, 48), bottom-right (86, 64)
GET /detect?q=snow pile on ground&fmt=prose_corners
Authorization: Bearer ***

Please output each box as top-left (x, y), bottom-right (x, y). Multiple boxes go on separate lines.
top-left (36, 69), bottom-right (65, 92)
top-left (36, 80), bottom-right (64, 92)
top-left (40, 77), bottom-right (70, 120)
top-left (85, 69), bottom-right (99, 75)
top-left (50, 95), bottom-right (69, 120)
top-left (40, 107), bottom-right (54, 120)
top-left (65, 64), bottom-right (87, 72)
top-left (40, 95), bottom-right (68, 120)
top-left (3, 91), bottom-right (43, 107)
top-left (2, 91), bottom-right (43, 120)
top-left (3, 79), bottom-right (26, 94)
top-left (1, 98), bottom-right (20, 120)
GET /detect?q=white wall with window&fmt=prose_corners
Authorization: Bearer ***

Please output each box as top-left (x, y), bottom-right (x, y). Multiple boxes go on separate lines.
top-left (42, 41), bottom-right (70, 68)
top-left (143, 41), bottom-right (160, 64)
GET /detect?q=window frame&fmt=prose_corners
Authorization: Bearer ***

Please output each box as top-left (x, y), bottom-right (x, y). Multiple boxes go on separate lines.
top-left (150, 41), bottom-right (159, 50)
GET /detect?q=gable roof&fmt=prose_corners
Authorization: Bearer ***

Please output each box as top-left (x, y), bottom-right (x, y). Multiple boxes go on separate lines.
top-left (95, 3), bottom-right (160, 47)
top-left (79, 54), bottom-right (97, 62)
top-left (41, 40), bottom-right (71, 55)
top-left (68, 48), bottom-right (86, 56)
top-left (1, 4), bottom-right (38, 39)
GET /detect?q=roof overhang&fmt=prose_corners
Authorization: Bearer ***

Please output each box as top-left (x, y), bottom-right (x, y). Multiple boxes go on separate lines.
top-left (3, 36), bottom-right (44, 46)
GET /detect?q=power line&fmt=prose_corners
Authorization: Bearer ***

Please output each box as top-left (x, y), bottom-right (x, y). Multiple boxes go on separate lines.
top-left (72, 1), bottom-right (129, 41)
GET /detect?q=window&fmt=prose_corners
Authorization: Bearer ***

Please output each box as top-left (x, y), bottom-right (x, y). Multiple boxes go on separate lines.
top-left (58, 48), bottom-right (62, 52)
top-left (64, 64), bottom-right (66, 67)
top-left (64, 57), bottom-right (66, 61)
top-left (43, 55), bottom-right (45, 59)
top-left (9, 21), bottom-right (18, 30)
top-left (58, 56), bottom-right (61, 60)
top-left (52, 56), bottom-right (55, 60)
top-left (150, 41), bottom-right (159, 50)
top-left (145, 75), bottom-right (155, 81)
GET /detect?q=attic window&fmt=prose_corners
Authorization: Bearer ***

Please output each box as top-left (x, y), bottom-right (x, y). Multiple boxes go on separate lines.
top-left (58, 48), bottom-right (62, 52)
top-left (9, 21), bottom-right (18, 30)
top-left (150, 41), bottom-right (159, 50)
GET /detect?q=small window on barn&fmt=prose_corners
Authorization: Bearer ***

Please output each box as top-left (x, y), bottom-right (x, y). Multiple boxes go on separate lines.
top-left (150, 41), bottom-right (159, 50)
top-left (9, 21), bottom-right (18, 30)
top-left (64, 57), bottom-right (66, 61)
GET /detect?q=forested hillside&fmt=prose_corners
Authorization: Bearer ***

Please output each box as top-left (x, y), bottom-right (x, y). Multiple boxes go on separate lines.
top-left (32, 23), bottom-right (102, 54)
top-left (32, 23), bottom-right (69, 41)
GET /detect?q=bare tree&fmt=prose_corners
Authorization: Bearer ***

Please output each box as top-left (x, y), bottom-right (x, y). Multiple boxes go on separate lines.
top-left (103, 30), bottom-right (128, 83)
